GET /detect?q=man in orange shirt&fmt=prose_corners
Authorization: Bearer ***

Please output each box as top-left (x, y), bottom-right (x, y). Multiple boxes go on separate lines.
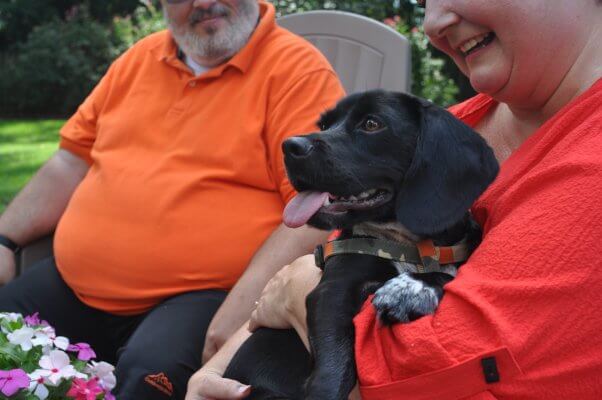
top-left (0, 0), bottom-right (344, 398)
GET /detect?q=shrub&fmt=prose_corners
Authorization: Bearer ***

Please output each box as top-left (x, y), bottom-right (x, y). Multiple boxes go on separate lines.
top-left (0, 1), bottom-right (462, 116)
top-left (0, 2), bottom-right (165, 118)
top-left (111, 2), bottom-right (165, 54)
top-left (385, 16), bottom-right (459, 107)
top-left (0, 9), bottom-right (115, 117)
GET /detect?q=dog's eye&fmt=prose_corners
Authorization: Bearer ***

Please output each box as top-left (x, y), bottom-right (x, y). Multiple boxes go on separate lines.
top-left (362, 117), bottom-right (383, 133)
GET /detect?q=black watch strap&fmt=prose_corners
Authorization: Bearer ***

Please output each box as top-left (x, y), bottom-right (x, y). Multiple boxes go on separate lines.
top-left (0, 235), bottom-right (20, 253)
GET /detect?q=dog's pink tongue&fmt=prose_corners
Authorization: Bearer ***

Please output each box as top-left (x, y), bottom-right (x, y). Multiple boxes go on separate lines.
top-left (283, 191), bottom-right (328, 228)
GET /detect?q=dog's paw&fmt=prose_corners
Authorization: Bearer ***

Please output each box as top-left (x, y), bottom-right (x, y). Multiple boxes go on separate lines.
top-left (372, 273), bottom-right (439, 324)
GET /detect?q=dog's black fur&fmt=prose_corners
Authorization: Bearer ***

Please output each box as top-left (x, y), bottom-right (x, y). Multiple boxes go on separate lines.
top-left (223, 90), bottom-right (499, 400)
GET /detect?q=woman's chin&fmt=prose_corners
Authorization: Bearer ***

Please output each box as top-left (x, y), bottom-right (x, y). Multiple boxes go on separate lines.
top-left (468, 69), bottom-right (509, 98)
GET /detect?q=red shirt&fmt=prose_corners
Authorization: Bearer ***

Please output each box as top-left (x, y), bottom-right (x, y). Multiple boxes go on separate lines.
top-left (354, 79), bottom-right (602, 399)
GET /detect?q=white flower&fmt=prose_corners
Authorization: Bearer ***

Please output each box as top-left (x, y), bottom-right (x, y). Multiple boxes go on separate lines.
top-left (7, 326), bottom-right (35, 351)
top-left (33, 350), bottom-right (82, 385)
top-left (53, 336), bottom-right (69, 350)
top-left (38, 325), bottom-right (56, 337)
top-left (0, 313), bottom-right (23, 334)
top-left (0, 312), bottom-right (22, 322)
top-left (31, 331), bottom-right (70, 351)
top-left (28, 371), bottom-right (49, 400)
top-left (88, 361), bottom-right (117, 390)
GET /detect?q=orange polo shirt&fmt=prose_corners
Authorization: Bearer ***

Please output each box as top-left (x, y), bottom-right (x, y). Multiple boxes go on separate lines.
top-left (55, 1), bottom-right (344, 314)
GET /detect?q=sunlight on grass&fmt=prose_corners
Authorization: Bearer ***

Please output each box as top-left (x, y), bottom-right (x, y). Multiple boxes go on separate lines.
top-left (0, 120), bottom-right (63, 213)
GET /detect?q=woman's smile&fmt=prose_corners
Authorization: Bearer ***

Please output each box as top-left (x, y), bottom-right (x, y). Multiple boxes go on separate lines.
top-left (458, 32), bottom-right (495, 57)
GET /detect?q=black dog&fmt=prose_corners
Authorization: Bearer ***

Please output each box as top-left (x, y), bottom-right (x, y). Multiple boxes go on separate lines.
top-left (223, 90), bottom-right (499, 400)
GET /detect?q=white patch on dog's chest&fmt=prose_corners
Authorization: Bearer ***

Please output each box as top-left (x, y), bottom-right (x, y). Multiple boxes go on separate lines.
top-left (392, 261), bottom-right (419, 274)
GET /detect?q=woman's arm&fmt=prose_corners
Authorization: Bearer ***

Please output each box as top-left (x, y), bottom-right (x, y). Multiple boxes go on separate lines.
top-left (248, 255), bottom-right (363, 400)
top-left (351, 126), bottom-right (602, 399)
top-left (185, 324), bottom-right (253, 400)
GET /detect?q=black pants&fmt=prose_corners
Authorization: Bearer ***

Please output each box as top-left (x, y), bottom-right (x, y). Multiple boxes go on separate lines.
top-left (0, 258), bottom-right (227, 399)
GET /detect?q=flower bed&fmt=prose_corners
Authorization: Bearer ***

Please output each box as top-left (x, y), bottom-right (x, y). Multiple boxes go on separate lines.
top-left (0, 312), bottom-right (115, 399)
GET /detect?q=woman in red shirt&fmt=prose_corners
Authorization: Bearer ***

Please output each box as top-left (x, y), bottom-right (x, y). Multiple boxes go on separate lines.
top-left (186, 0), bottom-right (602, 399)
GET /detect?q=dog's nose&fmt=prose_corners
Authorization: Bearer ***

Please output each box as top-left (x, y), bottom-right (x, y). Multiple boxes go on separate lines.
top-left (283, 136), bottom-right (314, 158)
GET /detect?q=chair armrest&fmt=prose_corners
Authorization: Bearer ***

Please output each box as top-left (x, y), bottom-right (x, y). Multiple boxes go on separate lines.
top-left (16, 234), bottom-right (54, 274)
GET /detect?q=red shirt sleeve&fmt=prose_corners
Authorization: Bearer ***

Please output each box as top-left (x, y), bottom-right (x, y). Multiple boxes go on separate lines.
top-left (353, 80), bottom-right (602, 399)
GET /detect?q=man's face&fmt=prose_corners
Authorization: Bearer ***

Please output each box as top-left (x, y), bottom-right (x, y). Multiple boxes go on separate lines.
top-left (163, 0), bottom-right (259, 66)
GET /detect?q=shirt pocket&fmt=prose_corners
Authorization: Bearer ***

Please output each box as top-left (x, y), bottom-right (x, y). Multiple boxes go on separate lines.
top-left (460, 391), bottom-right (498, 400)
top-left (359, 347), bottom-right (521, 400)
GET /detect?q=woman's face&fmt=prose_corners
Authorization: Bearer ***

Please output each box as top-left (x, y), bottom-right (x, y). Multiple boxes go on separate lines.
top-left (423, 0), bottom-right (596, 105)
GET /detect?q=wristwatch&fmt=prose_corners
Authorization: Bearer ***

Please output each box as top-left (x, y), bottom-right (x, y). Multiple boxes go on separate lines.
top-left (0, 234), bottom-right (20, 253)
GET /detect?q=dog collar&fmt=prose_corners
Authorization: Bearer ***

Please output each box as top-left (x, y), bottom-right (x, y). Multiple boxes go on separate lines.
top-left (314, 238), bottom-right (470, 275)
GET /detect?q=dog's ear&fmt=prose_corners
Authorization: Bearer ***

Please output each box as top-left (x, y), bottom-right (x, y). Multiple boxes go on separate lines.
top-left (395, 100), bottom-right (499, 236)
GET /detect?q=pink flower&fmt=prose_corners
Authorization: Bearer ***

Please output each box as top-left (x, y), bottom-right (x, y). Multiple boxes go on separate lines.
top-left (66, 378), bottom-right (103, 400)
top-left (0, 369), bottom-right (30, 397)
top-left (68, 342), bottom-right (97, 361)
top-left (24, 312), bottom-right (49, 326)
top-left (24, 312), bottom-right (40, 325)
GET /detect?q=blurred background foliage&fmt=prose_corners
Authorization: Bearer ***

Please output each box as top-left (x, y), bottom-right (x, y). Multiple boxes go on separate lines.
top-left (0, 0), bottom-right (472, 118)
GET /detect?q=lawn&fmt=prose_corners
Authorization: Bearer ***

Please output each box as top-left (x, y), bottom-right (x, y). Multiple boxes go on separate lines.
top-left (0, 119), bottom-right (63, 213)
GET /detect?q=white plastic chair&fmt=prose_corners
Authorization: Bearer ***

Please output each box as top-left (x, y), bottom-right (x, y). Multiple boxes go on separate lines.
top-left (278, 10), bottom-right (411, 94)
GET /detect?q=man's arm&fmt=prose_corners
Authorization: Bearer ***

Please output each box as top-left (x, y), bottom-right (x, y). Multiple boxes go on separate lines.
top-left (0, 149), bottom-right (89, 283)
top-left (202, 223), bottom-right (329, 363)
top-left (203, 53), bottom-right (345, 362)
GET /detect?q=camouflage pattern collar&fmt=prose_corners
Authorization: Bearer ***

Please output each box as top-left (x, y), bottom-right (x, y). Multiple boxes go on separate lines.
top-left (314, 237), bottom-right (470, 275)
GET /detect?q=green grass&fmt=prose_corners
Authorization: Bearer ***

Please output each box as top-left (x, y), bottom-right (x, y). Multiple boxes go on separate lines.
top-left (0, 119), bottom-right (63, 213)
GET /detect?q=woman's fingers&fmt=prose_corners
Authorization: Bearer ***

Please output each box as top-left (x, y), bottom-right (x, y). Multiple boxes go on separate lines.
top-left (186, 369), bottom-right (251, 400)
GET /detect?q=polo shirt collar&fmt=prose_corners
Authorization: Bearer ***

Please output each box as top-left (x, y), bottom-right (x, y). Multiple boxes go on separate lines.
top-left (151, 1), bottom-right (275, 76)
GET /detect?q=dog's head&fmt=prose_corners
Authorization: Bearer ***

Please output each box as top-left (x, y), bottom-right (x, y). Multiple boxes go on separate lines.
top-left (282, 90), bottom-right (499, 236)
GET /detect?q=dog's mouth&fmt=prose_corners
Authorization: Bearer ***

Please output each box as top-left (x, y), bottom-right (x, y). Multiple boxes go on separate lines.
top-left (283, 188), bottom-right (393, 228)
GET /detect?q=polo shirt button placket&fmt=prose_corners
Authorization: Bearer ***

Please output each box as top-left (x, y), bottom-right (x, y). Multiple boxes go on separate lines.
top-left (189, 81), bottom-right (197, 88)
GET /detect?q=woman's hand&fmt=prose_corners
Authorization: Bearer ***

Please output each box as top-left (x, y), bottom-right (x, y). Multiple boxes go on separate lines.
top-left (186, 324), bottom-right (253, 400)
top-left (249, 255), bottom-right (321, 339)
top-left (185, 366), bottom-right (250, 400)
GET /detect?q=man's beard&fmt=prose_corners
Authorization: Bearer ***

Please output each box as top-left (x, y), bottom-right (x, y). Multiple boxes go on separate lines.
top-left (165, 1), bottom-right (260, 65)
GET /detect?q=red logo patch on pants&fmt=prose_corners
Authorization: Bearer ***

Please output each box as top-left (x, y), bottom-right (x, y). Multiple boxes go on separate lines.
top-left (144, 372), bottom-right (174, 396)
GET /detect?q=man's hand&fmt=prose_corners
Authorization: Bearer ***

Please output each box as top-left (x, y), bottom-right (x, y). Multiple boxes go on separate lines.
top-left (202, 293), bottom-right (256, 364)
top-left (202, 224), bottom-right (330, 363)
top-left (248, 255), bottom-right (321, 334)
top-left (0, 245), bottom-right (16, 285)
